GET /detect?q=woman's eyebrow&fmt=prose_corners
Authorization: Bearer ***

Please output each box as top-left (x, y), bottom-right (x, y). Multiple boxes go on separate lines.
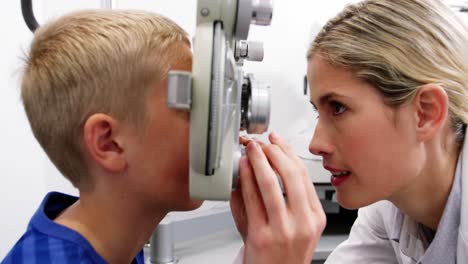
top-left (310, 94), bottom-right (332, 111)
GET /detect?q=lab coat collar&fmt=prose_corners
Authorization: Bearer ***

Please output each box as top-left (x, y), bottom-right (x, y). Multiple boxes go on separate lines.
top-left (458, 126), bottom-right (468, 263)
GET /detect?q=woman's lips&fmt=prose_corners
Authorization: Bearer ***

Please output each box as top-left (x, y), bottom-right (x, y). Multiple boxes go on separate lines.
top-left (324, 165), bottom-right (351, 187)
top-left (330, 172), bottom-right (351, 186)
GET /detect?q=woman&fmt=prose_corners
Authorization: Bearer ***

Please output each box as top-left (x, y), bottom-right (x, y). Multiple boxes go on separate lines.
top-left (230, 0), bottom-right (468, 263)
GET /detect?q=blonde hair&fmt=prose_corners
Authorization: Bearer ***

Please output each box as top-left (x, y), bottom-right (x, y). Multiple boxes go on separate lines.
top-left (21, 10), bottom-right (189, 188)
top-left (308, 0), bottom-right (468, 143)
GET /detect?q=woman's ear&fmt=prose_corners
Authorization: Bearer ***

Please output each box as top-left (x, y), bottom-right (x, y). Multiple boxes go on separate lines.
top-left (83, 113), bottom-right (127, 173)
top-left (413, 84), bottom-right (449, 142)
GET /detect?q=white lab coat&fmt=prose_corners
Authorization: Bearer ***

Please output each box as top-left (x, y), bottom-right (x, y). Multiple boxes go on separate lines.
top-left (326, 129), bottom-right (468, 264)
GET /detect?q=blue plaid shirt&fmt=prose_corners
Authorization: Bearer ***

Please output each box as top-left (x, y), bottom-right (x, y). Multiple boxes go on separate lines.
top-left (1, 192), bottom-right (144, 264)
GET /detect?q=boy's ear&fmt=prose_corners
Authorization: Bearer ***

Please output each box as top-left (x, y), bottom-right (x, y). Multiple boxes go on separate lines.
top-left (83, 113), bottom-right (127, 173)
top-left (413, 84), bottom-right (449, 142)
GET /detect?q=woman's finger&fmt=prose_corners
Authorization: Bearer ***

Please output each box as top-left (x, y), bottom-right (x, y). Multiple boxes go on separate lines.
top-left (230, 186), bottom-right (247, 241)
top-left (268, 132), bottom-right (304, 167)
top-left (238, 156), bottom-right (267, 228)
top-left (245, 141), bottom-right (287, 224)
top-left (261, 144), bottom-right (309, 213)
top-left (239, 136), bottom-right (252, 146)
top-left (268, 132), bottom-right (322, 212)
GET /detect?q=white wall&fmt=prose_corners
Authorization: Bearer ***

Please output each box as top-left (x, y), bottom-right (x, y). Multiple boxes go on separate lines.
top-left (0, 1), bottom-right (47, 258)
top-left (0, 0), bottom-right (359, 259)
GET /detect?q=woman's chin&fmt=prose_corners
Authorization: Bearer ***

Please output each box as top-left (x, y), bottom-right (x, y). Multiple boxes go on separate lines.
top-left (336, 193), bottom-right (374, 210)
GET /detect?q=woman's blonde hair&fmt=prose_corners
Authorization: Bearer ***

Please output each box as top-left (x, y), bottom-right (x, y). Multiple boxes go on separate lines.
top-left (308, 0), bottom-right (468, 143)
top-left (21, 10), bottom-right (189, 188)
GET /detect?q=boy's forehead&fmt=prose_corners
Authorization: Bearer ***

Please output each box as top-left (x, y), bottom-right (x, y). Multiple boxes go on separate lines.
top-left (171, 42), bottom-right (193, 69)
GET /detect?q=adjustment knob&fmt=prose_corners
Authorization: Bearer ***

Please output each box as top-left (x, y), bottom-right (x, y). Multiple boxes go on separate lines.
top-left (235, 40), bottom-right (264, 62)
top-left (251, 0), bottom-right (273, 26)
top-left (240, 74), bottom-right (271, 134)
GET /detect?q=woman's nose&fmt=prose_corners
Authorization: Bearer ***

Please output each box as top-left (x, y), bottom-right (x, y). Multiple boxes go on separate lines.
top-left (309, 123), bottom-right (333, 156)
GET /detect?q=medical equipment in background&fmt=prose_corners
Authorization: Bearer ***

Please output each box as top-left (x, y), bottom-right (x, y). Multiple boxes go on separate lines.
top-left (21, 0), bottom-right (39, 32)
top-left (21, 0), bottom-right (113, 31)
top-left (167, 0), bottom-right (273, 200)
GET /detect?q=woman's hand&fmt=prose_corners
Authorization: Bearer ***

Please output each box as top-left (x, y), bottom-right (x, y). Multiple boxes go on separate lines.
top-left (230, 132), bottom-right (326, 264)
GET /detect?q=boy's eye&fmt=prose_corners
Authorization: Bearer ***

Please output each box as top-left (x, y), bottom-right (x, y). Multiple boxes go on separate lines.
top-left (330, 101), bottom-right (347, 116)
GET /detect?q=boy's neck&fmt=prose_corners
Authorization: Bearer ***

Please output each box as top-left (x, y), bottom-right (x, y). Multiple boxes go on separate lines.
top-left (54, 186), bottom-right (166, 264)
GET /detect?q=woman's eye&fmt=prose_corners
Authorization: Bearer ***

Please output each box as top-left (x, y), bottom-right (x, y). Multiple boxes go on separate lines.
top-left (330, 101), bottom-right (347, 115)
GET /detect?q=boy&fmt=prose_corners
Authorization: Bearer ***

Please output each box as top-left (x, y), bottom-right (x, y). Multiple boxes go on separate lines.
top-left (3, 10), bottom-right (198, 263)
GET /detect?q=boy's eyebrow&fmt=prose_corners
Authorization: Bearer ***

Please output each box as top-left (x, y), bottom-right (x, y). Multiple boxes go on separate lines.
top-left (309, 92), bottom-right (351, 110)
